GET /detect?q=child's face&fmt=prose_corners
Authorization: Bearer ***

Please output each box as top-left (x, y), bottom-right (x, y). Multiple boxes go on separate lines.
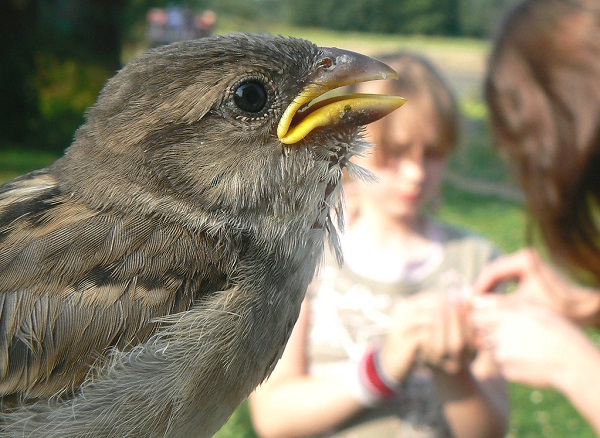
top-left (358, 100), bottom-right (449, 222)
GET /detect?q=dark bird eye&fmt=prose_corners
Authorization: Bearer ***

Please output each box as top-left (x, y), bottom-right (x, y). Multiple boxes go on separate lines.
top-left (234, 81), bottom-right (268, 113)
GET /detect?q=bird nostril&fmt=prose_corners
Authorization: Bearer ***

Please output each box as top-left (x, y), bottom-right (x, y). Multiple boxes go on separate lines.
top-left (319, 57), bottom-right (335, 70)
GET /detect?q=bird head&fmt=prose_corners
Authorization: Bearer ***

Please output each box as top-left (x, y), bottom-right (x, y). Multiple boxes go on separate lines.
top-left (57, 34), bottom-right (404, 248)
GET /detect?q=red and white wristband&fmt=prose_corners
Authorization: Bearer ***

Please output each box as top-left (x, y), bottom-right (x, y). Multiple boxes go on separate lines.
top-left (350, 345), bottom-right (403, 406)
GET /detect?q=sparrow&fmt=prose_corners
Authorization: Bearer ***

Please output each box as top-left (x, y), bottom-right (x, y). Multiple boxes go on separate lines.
top-left (0, 33), bottom-right (404, 437)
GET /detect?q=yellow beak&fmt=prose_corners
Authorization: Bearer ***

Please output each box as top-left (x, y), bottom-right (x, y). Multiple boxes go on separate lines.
top-left (277, 47), bottom-right (406, 144)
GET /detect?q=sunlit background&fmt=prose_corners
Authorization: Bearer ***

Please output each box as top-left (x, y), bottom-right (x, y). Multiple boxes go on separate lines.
top-left (1, 1), bottom-right (598, 436)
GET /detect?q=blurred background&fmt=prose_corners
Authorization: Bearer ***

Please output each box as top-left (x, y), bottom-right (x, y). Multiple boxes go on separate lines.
top-left (0, 1), bottom-right (598, 436)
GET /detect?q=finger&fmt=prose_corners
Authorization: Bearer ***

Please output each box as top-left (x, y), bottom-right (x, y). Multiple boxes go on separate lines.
top-left (478, 332), bottom-right (497, 351)
top-left (472, 248), bottom-right (537, 295)
top-left (461, 297), bottom-right (479, 352)
top-left (445, 297), bottom-right (464, 357)
top-left (423, 297), bottom-right (446, 366)
top-left (471, 294), bottom-right (518, 316)
top-left (424, 295), bottom-right (466, 373)
top-left (443, 305), bottom-right (465, 374)
top-left (470, 296), bottom-right (517, 332)
top-left (450, 298), bottom-right (478, 370)
top-left (471, 293), bottom-right (515, 308)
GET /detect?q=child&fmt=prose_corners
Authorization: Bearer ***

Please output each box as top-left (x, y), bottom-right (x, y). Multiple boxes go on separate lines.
top-left (250, 52), bottom-right (508, 438)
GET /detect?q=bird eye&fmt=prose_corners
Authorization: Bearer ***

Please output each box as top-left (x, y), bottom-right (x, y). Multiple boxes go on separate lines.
top-left (234, 81), bottom-right (268, 113)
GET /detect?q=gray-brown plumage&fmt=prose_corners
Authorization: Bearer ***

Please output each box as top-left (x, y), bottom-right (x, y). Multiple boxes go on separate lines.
top-left (0, 33), bottom-right (403, 436)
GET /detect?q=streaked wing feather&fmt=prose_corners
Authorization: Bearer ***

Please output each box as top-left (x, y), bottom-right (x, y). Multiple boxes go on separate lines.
top-left (0, 170), bottom-right (228, 399)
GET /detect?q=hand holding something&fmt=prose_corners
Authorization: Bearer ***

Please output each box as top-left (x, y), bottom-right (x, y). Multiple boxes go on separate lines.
top-left (474, 248), bottom-right (600, 326)
top-left (472, 296), bottom-right (596, 389)
top-left (379, 294), bottom-right (430, 383)
top-left (420, 290), bottom-right (477, 374)
top-left (380, 291), bottom-right (477, 381)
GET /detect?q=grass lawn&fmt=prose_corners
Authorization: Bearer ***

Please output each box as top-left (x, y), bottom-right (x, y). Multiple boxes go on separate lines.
top-left (2, 26), bottom-right (597, 438)
top-left (0, 147), bottom-right (59, 182)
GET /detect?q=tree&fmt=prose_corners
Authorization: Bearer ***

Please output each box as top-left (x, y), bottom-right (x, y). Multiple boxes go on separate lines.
top-left (0, 0), bottom-right (40, 145)
top-left (285, 0), bottom-right (465, 36)
top-left (0, 0), bottom-right (127, 152)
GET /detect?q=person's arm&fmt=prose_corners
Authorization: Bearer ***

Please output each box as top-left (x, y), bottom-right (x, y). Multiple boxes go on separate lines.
top-left (249, 301), bottom-right (366, 438)
top-left (555, 334), bottom-right (600, 434)
top-left (473, 297), bottom-right (600, 435)
top-left (431, 351), bottom-right (508, 438)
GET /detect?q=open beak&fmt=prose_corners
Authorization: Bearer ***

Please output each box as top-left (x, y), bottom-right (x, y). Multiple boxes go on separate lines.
top-left (277, 47), bottom-right (406, 145)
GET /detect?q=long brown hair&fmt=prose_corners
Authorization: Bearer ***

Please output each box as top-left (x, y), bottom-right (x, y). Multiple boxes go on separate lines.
top-left (485, 0), bottom-right (600, 283)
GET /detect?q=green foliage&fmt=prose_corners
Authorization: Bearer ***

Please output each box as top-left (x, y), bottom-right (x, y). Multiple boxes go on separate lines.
top-left (214, 0), bottom-right (282, 23)
top-left (32, 54), bottom-right (111, 153)
top-left (2, 0), bottom-right (517, 152)
top-left (1, 0), bottom-right (125, 153)
top-left (285, 0), bottom-right (457, 36)
top-left (0, 1), bottom-right (39, 144)
top-left (282, 0), bottom-right (513, 37)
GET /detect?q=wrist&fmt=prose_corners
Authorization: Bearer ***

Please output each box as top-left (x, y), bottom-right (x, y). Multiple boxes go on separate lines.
top-left (350, 345), bottom-right (405, 406)
top-left (551, 332), bottom-right (600, 394)
top-left (430, 366), bottom-right (476, 392)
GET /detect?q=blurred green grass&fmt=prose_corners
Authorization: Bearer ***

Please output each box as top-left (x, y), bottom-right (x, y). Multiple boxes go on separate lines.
top-left (0, 147), bottom-right (59, 182)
